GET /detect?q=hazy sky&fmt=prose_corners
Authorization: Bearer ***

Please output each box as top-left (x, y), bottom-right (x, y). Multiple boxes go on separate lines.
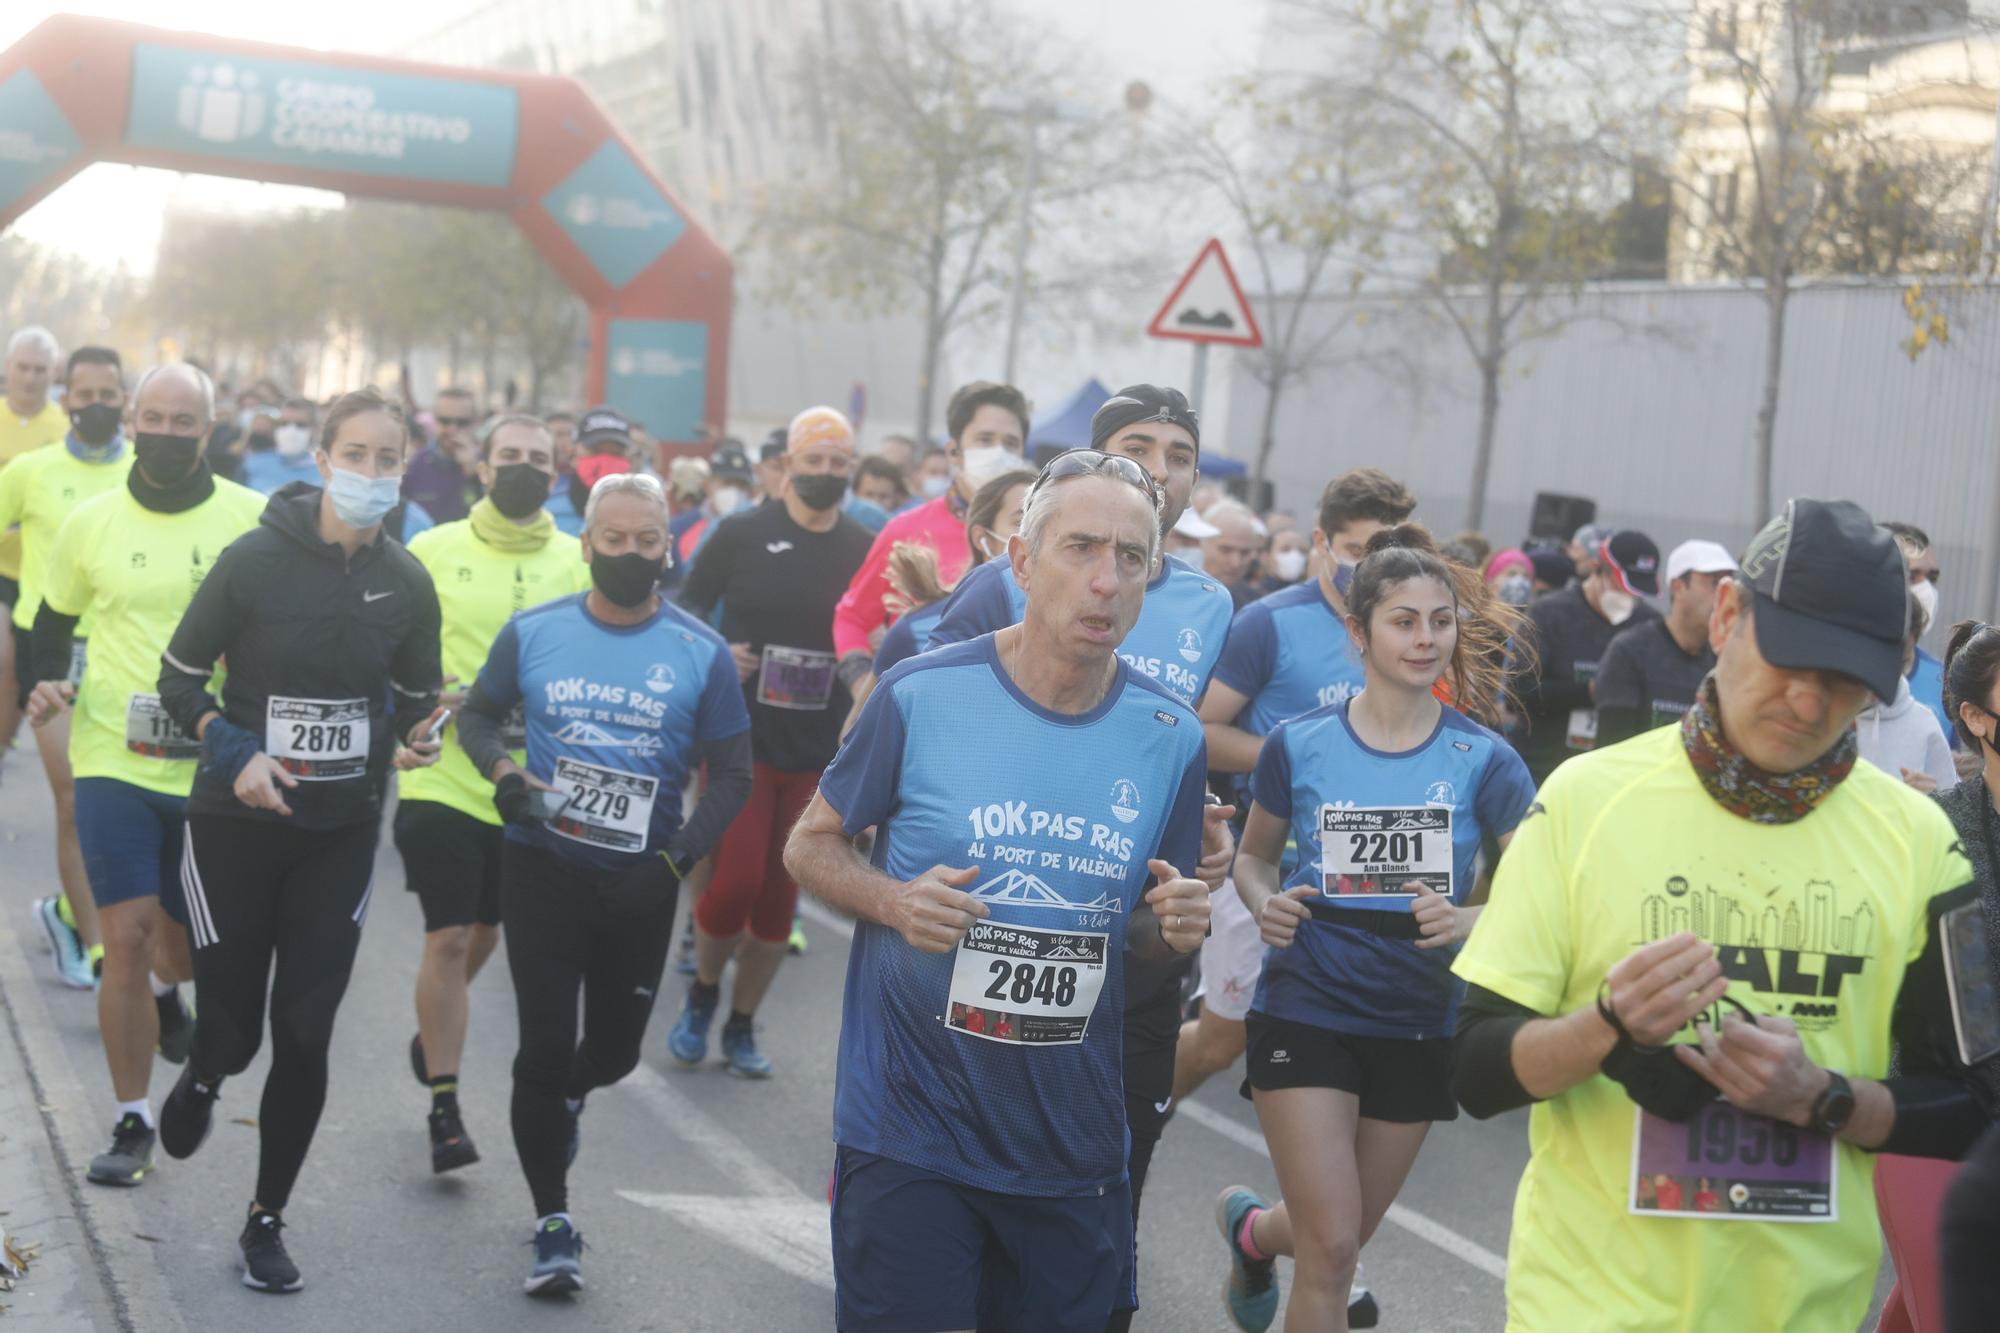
top-left (3, 0), bottom-right (1258, 273)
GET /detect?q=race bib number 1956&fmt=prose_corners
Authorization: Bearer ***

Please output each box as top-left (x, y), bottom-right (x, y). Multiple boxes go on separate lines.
top-left (1630, 1102), bottom-right (1835, 1223)
top-left (947, 920), bottom-right (1107, 1046)
top-left (265, 696), bottom-right (369, 781)
top-left (1319, 806), bottom-right (1452, 900)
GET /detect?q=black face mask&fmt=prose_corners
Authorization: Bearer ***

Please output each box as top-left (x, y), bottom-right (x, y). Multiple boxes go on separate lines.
top-left (69, 401), bottom-right (123, 446)
top-left (246, 429), bottom-right (275, 452)
top-left (589, 549), bottom-right (666, 608)
top-left (134, 432), bottom-right (203, 486)
top-left (792, 472), bottom-right (849, 512)
top-left (488, 462), bottom-right (552, 519)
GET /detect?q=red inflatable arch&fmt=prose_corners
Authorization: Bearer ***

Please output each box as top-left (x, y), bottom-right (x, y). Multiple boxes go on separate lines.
top-left (0, 14), bottom-right (731, 447)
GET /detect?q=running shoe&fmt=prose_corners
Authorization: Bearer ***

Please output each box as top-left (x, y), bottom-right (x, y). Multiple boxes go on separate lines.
top-left (86, 1114), bottom-right (155, 1187)
top-left (238, 1208), bottom-right (303, 1293)
top-left (155, 987), bottom-right (194, 1065)
top-left (1216, 1184), bottom-right (1280, 1333)
top-left (1349, 1263), bottom-right (1380, 1329)
top-left (34, 896), bottom-right (93, 990)
top-left (524, 1216), bottom-right (583, 1296)
top-left (673, 918), bottom-right (696, 977)
top-left (721, 1017), bottom-right (772, 1079)
top-left (408, 1032), bottom-right (428, 1085)
top-left (787, 914), bottom-right (808, 956)
top-left (159, 1061), bottom-right (220, 1160)
top-left (429, 1104), bottom-right (480, 1174)
top-left (666, 987), bottom-right (716, 1066)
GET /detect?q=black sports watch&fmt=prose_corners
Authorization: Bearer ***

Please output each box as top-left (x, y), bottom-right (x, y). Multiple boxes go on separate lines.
top-left (1809, 1070), bottom-right (1855, 1135)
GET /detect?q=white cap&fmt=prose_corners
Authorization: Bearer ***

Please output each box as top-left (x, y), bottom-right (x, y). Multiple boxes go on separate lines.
top-left (1665, 539), bottom-right (1738, 584)
top-left (1172, 507), bottom-right (1221, 540)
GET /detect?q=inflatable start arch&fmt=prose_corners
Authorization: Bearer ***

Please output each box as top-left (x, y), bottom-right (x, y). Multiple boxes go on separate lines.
top-left (0, 14), bottom-right (731, 445)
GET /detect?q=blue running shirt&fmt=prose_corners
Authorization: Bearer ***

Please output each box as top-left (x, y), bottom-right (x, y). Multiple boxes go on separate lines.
top-left (820, 636), bottom-right (1207, 1196)
top-left (470, 593), bottom-right (750, 870)
top-left (926, 553), bottom-right (1234, 705)
top-left (872, 600), bottom-right (946, 676)
top-left (1249, 700), bottom-right (1534, 1038)
top-left (1211, 580), bottom-right (1366, 737)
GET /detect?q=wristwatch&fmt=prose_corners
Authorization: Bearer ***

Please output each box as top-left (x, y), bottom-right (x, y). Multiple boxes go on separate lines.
top-left (1809, 1070), bottom-right (1855, 1134)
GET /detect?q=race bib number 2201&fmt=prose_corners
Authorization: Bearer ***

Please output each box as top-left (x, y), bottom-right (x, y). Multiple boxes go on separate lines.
top-left (1319, 806), bottom-right (1452, 899)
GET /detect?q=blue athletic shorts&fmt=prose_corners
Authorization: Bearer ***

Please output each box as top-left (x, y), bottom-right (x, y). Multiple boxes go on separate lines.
top-left (73, 777), bottom-right (188, 919)
top-left (830, 1145), bottom-right (1135, 1333)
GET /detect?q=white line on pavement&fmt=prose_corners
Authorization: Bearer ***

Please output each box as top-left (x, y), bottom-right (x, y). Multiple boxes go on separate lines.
top-left (618, 1193), bottom-right (835, 1291)
top-left (623, 1063), bottom-right (801, 1199)
top-left (1175, 1098), bottom-right (1510, 1282)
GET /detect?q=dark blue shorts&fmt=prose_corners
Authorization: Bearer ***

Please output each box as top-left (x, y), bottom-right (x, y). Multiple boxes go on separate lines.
top-left (830, 1146), bottom-right (1135, 1333)
top-left (73, 777), bottom-right (188, 919)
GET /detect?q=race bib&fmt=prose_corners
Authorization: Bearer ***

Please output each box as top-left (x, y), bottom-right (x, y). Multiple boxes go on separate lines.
top-left (1319, 806), bottom-right (1452, 899)
top-left (547, 756), bottom-right (658, 853)
top-left (946, 919), bottom-right (1108, 1047)
top-left (1566, 707), bottom-right (1599, 751)
top-left (1630, 1102), bottom-right (1835, 1223)
top-left (125, 693), bottom-right (200, 761)
top-left (757, 645), bottom-right (836, 711)
top-left (501, 702), bottom-right (528, 751)
top-left (265, 696), bottom-right (369, 781)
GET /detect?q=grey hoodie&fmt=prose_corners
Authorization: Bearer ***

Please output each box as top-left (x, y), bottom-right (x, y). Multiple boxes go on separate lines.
top-left (1858, 678), bottom-right (1957, 791)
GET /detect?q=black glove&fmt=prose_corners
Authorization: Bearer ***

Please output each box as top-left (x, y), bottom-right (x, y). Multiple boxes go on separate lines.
top-left (1596, 981), bottom-right (1725, 1122)
top-left (494, 772), bottom-right (535, 826)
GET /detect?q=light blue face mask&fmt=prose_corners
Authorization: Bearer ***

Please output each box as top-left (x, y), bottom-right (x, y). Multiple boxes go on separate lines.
top-left (325, 465), bottom-right (402, 529)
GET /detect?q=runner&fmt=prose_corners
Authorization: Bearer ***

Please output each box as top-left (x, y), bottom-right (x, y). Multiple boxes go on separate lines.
top-left (786, 449), bottom-right (1212, 1333)
top-left (454, 472), bottom-right (752, 1296)
top-left (154, 385), bottom-right (446, 1295)
top-left (2, 346), bottom-right (140, 990)
top-left (395, 414), bottom-right (588, 1173)
top-left (1211, 523), bottom-right (1533, 1333)
top-left (1451, 500), bottom-right (1988, 1330)
top-left (666, 407), bottom-right (871, 1078)
top-left (0, 325), bottom-right (67, 763)
top-left (25, 362), bottom-right (263, 1188)
top-left (1594, 539), bottom-right (1735, 746)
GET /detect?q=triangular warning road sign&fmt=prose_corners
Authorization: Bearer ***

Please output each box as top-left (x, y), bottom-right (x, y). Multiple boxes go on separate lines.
top-left (1146, 238), bottom-right (1263, 348)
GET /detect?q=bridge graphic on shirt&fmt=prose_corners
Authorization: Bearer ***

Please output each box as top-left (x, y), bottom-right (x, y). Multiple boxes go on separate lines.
top-left (551, 720), bottom-right (664, 754)
top-left (969, 868), bottom-right (1121, 914)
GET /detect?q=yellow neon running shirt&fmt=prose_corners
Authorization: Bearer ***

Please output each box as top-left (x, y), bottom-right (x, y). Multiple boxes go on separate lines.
top-left (40, 479), bottom-right (266, 795)
top-left (0, 400), bottom-right (67, 581)
top-left (1453, 723), bottom-right (1970, 1333)
top-left (397, 517), bottom-right (590, 823)
top-left (0, 443), bottom-right (135, 630)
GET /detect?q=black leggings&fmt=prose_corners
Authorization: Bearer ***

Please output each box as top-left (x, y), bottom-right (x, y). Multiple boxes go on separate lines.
top-left (501, 840), bottom-right (679, 1218)
top-left (182, 813), bottom-right (378, 1213)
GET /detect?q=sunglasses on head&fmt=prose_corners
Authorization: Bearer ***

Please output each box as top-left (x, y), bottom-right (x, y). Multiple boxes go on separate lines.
top-left (1031, 449), bottom-right (1161, 507)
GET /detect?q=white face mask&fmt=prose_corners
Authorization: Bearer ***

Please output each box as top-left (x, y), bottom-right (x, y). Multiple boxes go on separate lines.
top-left (1912, 578), bottom-right (1939, 630)
top-left (921, 473), bottom-right (953, 499)
top-left (274, 423), bottom-right (313, 458)
top-left (1598, 588), bottom-right (1637, 625)
top-left (711, 485), bottom-right (747, 517)
top-left (960, 444), bottom-right (1018, 490)
top-left (1270, 549), bottom-right (1307, 582)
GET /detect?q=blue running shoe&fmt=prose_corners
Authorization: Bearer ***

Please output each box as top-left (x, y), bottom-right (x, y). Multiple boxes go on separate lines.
top-left (667, 987), bottom-right (716, 1066)
top-left (524, 1215), bottom-right (583, 1296)
top-left (1216, 1185), bottom-right (1280, 1333)
top-left (35, 896), bottom-right (93, 990)
top-left (721, 1017), bottom-right (772, 1079)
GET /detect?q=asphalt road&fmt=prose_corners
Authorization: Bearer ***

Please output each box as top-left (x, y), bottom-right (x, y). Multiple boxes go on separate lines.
top-left (0, 754), bottom-right (1894, 1331)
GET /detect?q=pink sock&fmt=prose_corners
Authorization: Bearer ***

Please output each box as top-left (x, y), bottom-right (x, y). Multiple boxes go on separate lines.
top-left (1237, 1206), bottom-right (1270, 1261)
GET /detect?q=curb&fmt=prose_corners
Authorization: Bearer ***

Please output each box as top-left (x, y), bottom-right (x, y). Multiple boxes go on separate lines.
top-left (0, 916), bottom-right (188, 1333)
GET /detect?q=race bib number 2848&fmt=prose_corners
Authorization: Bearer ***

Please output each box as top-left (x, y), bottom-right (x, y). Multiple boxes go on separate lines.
top-left (947, 919), bottom-right (1107, 1047)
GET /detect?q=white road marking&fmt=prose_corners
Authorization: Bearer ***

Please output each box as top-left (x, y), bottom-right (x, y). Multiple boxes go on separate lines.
top-left (1176, 1098), bottom-right (1510, 1282)
top-left (623, 1064), bottom-right (798, 1198)
top-left (618, 1194), bottom-right (834, 1290)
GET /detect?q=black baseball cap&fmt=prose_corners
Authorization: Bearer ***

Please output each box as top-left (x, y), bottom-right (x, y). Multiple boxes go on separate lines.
top-left (1598, 530), bottom-right (1661, 598)
top-left (1527, 547), bottom-right (1575, 587)
top-left (710, 441), bottom-right (754, 482)
top-left (577, 405), bottom-right (633, 449)
top-left (759, 428), bottom-right (787, 463)
top-left (1090, 384), bottom-right (1200, 452)
top-left (1738, 498), bottom-right (1906, 701)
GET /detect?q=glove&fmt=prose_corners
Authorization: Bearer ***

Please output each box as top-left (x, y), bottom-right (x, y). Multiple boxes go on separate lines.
top-left (1596, 981), bottom-right (1723, 1122)
top-left (494, 772), bottom-right (535, 826)
top-left (200, 716), bottom-right (263, 785)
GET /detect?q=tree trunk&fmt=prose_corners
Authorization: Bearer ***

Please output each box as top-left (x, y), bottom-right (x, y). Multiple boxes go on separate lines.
top-left (1751, 279), bottom-right (1789, 527)
top-left (1253, 372), bottom-right (1284, 503)
top-left (1463, 274), bottom-right (1509, 534)
top-left (915, 277), bottom-right (944, 445)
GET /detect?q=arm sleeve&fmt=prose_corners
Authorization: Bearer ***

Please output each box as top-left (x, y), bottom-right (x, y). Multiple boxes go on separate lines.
top-left (1210, 603), bottom-right (1276, 706)
top-left (696, 638), bottom-right (753, 743)
top-left (831, 526), bottom-right (899, 659)
top-left (30, 602), bottom-right (79, 684)
top-left (1451, 781), bottom-right (1575, 1015)
top-left (667, 730), bottom-right (753, 867)
top-left (819, 679), bottom-right (909, 834)
top-left (459, 620), bottom-right (524, 779)
top-left (158, 543), bottom-right (240, 735)
top-left (1156, 742), bottom-right (1209, 877)
top-left (1452, 983), bottom-right (1542, 1119)
top-left (1878, 880), bottom-right (1990, 1158)
top-left (1474, 742), bottom-right (1537, 839)
top-left (678, 517), bottom-right (732, 619)
top-left (1247, 726), bottom-right (1295, 823)
top-left (389, 566), bottom-right (445, 743)
top-left (925, 560), bottom-right (1015, 649)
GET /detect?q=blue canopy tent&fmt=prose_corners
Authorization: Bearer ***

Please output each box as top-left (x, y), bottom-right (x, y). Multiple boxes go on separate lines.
top-left (1029, 377), bottom-right (1246, 477)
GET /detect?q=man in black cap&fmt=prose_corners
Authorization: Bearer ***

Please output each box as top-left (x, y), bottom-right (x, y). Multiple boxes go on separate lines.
top-left (664, 439), bottom-right (755, 594)
top-left (1508, 528), bottom-right (1664, 787)
top-left (1452, 498), bottom-right (1985, 1332)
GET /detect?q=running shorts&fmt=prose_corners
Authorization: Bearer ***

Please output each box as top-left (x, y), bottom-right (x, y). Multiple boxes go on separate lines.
top-left (1194, 880), bottom-right (1265, 1023)
top-left (1242, 1011), bottom-right (1458, 1124)
top-left (73, 777), bottom-right (189, 918)
top-left (393, 799), bottom-right (504, 931)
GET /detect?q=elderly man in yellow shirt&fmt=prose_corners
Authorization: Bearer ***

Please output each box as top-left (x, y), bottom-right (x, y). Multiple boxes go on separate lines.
top-left (0, 325), bottom-right (69, 753)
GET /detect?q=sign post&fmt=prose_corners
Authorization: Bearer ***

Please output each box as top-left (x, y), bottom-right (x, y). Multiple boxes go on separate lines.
top-left (1144, 237), bottom-right (1263, 413)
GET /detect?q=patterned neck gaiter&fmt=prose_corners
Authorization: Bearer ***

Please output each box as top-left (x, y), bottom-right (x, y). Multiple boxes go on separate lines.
top-left (1679, 675), bottom-right (1857, 825)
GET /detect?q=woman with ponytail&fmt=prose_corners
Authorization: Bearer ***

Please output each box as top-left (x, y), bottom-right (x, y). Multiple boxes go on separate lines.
top-left (1212, 523), bottom-right (1536, 1333)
